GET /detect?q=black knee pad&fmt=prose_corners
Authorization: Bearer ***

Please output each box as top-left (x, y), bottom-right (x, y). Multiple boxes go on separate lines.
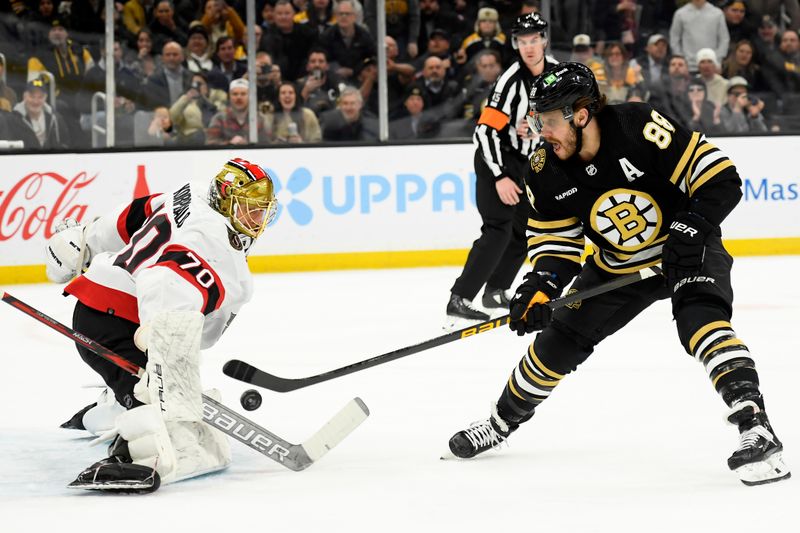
top-left (534, 320), bottom-right (595, 375)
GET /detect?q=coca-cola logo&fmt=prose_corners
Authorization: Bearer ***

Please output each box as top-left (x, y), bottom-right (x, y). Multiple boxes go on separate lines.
top-left (0, 171), bottom-right (95, 241)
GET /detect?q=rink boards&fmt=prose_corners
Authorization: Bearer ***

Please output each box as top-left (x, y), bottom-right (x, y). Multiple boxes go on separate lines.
top-left (0, 137), bottom-right (798, 283)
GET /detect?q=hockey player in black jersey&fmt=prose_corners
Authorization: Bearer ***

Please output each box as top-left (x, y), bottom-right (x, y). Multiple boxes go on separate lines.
top-left (447, 62), bottom-right (790, 486)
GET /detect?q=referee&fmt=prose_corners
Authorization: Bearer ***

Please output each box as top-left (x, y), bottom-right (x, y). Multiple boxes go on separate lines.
top-left (447, 12), bottom-right (557, 324)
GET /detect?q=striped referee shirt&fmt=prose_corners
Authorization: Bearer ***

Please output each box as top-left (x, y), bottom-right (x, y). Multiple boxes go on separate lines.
top-left (473, 56), bottom-right (557, 179)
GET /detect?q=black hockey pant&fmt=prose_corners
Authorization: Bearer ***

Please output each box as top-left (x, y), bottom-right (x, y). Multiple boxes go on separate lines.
top-left (497, 234), bottom-right (762, 424)
top-left (72, 301), bottom-right (147, 409)
top-left (450, 150), bottom-right (529, 300)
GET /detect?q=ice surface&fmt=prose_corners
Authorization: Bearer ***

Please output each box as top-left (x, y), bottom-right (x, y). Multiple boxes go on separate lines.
top-left (1, 257), bottom-right (798, 531)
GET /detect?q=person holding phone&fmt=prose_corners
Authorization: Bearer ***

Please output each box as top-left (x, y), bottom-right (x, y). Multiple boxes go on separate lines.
top-left (719, 76), bottom-right (767, 133)
top-left (298, 47), bottom-right (343, 116)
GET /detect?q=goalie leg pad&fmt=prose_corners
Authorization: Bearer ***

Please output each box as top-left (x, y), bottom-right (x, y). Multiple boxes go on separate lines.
top-left (137, 310), bottom-right (204, 422)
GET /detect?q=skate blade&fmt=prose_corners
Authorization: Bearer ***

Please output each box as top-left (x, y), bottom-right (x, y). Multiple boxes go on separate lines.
top-left (440, 450), bottom-right (458, 461)
top-left (67, 479), bottom-right (158, 492)
top-left (734, 451), bottom-right (792, 486)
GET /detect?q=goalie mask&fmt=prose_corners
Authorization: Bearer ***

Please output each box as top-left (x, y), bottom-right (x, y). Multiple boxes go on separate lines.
top-left (209, 158), bottom-right (278, 239)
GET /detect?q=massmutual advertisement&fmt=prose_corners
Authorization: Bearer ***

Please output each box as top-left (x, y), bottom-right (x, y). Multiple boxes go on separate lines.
top-left (0, 138), bottom-right (798, 282)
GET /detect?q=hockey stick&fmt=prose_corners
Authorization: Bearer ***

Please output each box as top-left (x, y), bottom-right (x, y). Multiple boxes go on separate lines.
top-left (0, 291), bottom-right (369, 471)
top-left (224, 266), bottom-right (663, 393)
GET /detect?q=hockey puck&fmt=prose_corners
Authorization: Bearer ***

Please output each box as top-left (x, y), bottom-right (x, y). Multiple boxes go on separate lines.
top-left (240, 389), bottom-right (262, 411)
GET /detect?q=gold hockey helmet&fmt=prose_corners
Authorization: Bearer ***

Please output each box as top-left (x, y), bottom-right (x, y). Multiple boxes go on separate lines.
top-left (209, 158), bottom-right (278, 239)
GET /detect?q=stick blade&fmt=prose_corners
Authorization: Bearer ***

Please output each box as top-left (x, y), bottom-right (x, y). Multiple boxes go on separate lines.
top-left (300, 397), bottom-right (370, 464)
top-left (222, 359), bottom-right (305, 393)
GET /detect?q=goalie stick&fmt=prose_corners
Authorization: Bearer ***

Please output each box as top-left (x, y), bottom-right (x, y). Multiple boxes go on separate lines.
top-left (224, 266), bottom-right (663, 393)
top-left (1, 291), bottom-right (369, 472)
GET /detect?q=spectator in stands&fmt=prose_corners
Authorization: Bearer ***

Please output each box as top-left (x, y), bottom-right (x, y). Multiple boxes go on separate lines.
top-left (417, 0), bottom-right (465, 57)
top-left (123, 0), bottom-right (151, 40)
top-left (411, 55), bottom-right (462, 119)
top-left (390, 85), bottom-right (439, 139)
top-left (461, 48), bottom-right (501, 123)
top-left (80, 39), bottom-right (142, 143)
top-left (695, 48), bottom-right (728, 108)
top-left (722, 0), bottom-right (757, 49)
top-left (143, 105), bottom-right (175, 144)
top-left (625, 85), bottom-right (648, 102)
top-left (129, 28), bottom-right (159, 80)
top-left (670, 0), bottom-right (729, 71)
top-left (459, 7), bottom-right (506, 64)
top-left (143, 40), bottom-right (192, 109)
top-left (253, 50), bottom-right (282, 111)
top-left (260, 0), bottom-right (317, 82)
top-left (298, 47), bottom-right (342, 116)
top-left (365, 0), bottom-right (420, 59)
top-left (207, 36), bottom-right (247, 91)
top-left (720, 75), bottom-right (768, 132)
top-left (320, 85), bottom-right (377, 141)
top-left (169, 71), bottom-right (221, 145)
top-left (592, 0), bottom-right (640, 51)
top-left (752, 14), bottom-right (786, 88)
top-left (266, 80), bottom-right (322, 143)
top-left (747, 0), bottom-right (800, 32)
top-left (414, 28), bottom-right (460, 80)
top-left (0, 60), bottom-right (17, 112)
top-left (186, 22), bottom-right (213, 72)
top-left (356, 56), bottom-right (379, 114)
top-left (319, 0), bottom-right (376, 84)
top-left (9, 77), bottom-right (69, 148)
top-left (373, 35), bottom-right (414, 119)
top-left (206, 78), bottom-right (271, 144)
top-left (201, 0), bottom-right (245, 47)
top-left (685, 76), bottom-right (723, 134)
top-left (722, 39), bottom-right (771, 91)
top-left (777, 29), bottom-right (800, 92)
top-left (150, 0), bottom-right (188, 51)
top-left (295, 0), bottom-right (336, 37)
top-left (633, 33), bottom-right (670, 88)
top-left (650, 54), bottom-right (693, 126)
top-left (571, 34), bottom-right (608, 94)
top-left (601, 41), bottom-right (643, 103)
top-left (27, 19), bottom-right (94, 144)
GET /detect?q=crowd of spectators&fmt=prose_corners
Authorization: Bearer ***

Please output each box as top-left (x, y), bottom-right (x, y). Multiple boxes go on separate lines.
top-left (0, 0), bottom-right (799, 150)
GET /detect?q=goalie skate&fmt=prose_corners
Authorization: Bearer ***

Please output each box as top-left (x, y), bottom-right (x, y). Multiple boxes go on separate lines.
top-left (68, 455), bottom-right (161, 493)
top-left (726, 400), bottom-right (791, 486)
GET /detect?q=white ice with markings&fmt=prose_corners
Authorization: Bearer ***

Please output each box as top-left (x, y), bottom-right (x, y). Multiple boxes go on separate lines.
top-left (1, 257), bottom-right (798, 531)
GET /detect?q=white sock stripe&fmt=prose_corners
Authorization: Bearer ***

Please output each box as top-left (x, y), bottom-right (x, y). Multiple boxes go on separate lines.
top-left (694, 329), bottom-right (735, 360)
top-left (513, 367), bottom-right (552, 398)
top-left (706, 348), bottom-right (753, 377)
top-left (523, 353), bottom-right (551, 381)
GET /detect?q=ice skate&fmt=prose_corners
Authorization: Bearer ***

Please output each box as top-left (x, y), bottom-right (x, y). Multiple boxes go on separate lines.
top-left (444, 293), bottom-right (490, 330)
top-left (446, 403), bottom-right (516, 459)
top-left (726, 400), bottom-right (791, 486)
top-left (60, 387), bottom-right (127, 437)
top-left (481, 286), bottom-right (511, 310)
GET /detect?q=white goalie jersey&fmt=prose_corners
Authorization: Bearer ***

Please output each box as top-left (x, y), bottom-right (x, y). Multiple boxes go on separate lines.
top-left (65, 181), bottom-right (254, 349)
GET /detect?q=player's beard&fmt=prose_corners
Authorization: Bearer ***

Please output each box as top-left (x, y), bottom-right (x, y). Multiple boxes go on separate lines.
top-left (548, 126), bottom-right (578, 160)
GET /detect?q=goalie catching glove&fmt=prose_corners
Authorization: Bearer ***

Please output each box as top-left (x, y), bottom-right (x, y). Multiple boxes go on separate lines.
top-left (45, 218), bottom-right (92, 283)
top-left (508, 271), bottom-right (562, 336)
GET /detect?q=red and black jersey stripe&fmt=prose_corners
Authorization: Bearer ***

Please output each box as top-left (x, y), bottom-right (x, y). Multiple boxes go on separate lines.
top-left (151, 244), bottom-right (225, 316)
top-left (116, 194), bottom-right (163, 244)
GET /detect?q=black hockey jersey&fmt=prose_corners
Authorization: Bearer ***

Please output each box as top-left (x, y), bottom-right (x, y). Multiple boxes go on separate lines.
top-left (524, 102), bottom-right (743, 280)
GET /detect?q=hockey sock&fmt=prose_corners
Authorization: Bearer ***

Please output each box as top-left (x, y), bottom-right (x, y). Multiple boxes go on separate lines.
top-left (498, 343), bottom-right (565, 424)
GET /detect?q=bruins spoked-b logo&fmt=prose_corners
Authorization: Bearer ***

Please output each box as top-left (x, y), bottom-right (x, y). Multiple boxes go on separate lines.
top-left (590, 189), bottom-right (662, 252)
top-left (531, 148), bottom-right (546, 173)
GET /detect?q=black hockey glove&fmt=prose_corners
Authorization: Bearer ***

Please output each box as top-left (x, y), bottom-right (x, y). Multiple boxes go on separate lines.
top-left (508, 271), bottom-right (562, 336)
top-left (662, 212), bottom-right (715, 286)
